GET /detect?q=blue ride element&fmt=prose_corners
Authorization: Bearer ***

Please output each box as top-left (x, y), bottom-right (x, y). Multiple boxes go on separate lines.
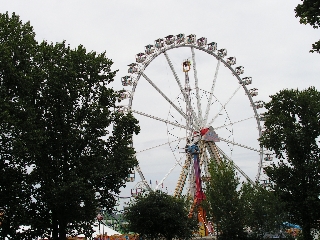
top-left (187, 144), bottom-right (199, 154)
top-left (283, 222), bottom-right (301, 229)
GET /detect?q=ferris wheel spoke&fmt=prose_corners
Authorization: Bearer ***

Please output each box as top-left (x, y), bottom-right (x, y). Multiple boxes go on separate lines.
top-left (136, 136), bottom-right (187, 154)
top-left (203, 59), bottom-right (221, 126)
top-left (164, 51), bottom-right (200, 129)
top-left (141, 72), bottom-right (187, 119)
top-left (132, 109), bottom-right (188, 130)
top-left (155, 154), bottom-right (185, 190)
top-left (214, 116), bottom-right (255, 130)
top-left (215, 145), bottom-right (255, 185)
top-left (164, 51), bottom-right (185, 99)
top-left (218, 136), bottom-right (261, 153)
top-left (207, 85), bottom-right (241, 126)
top-left (191, 47), bottom-right (203, 123)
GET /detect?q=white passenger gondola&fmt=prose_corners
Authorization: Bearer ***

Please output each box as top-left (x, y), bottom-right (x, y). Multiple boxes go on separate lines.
top-left (241, 77), bottom-right (252, 85)
top-left (254, 101), bottom-right (264, 109)
top-left (186, 34), bottom-right (196, 44)
top-left (197, 37), bottom-right (207, 48)
top-left (119, 90), bottom-right (131, 100)
top-left (226, 57), bottom-right (236, 65)
top-left (121, 76), bottom-right (133, 86)
top-left (155, 38), bottom-right (164, 49)
top-left (136, 53), bottom-right (146, 63)
top-left (165, 35), bottom-right (175, 45)
top-left (176, 33), bottom-right (185, 44)
top-left (207, 42), bottom-right (217, 51)
top-left (217, 48), bottom-right (227, 57)
top-left (235, 66), bottom-right (244, 75)
top-left (249, 88), bottom-right (258, 97)
top-left (128, 63), bottom-right (139, 74)
top-left (145, 44), bottom-right (155, 55)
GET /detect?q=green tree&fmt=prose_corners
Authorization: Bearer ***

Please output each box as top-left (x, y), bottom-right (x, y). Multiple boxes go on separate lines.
top-left (259, 87), bottom-right (320, 240)
top-left (0, 11), bottom-right (39, 239)
top-left (295, 0), bottom-right (320, 53)
top-left (242, 183), bottom-right (287, 239)
top-left (0, 12), bottom-right (140, 240)
top-left (205, 159), bottom-right (247, 240)
top-left (125, 190), bottom-right (197, 240)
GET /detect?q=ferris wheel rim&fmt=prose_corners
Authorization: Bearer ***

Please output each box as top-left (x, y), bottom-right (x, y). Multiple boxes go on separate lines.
top-left (121, 35), bottom-right (265, 191)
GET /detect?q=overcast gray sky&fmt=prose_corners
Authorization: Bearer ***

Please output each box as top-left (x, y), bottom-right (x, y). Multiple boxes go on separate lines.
top-left (2, 1), bottom-right (320, 199)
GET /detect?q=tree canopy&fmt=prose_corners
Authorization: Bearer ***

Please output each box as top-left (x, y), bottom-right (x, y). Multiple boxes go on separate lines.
top-left (295, 0), bottom-right (320, 53)
top-left (0, 12), bottom-right (140, 240)
top-left (205, 159), bottom-right (247, 240)
top-left (124, 190), bottom-right (197, 240)
top-left (241, 183), bottom-right (286, 239)
top-left (205, 159), bottom-right (290, 240)
top-left (259, 87), bottom-right (320, 240)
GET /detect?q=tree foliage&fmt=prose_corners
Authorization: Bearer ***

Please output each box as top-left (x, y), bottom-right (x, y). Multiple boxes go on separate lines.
top-left (241, 183), bottom-right (287, 239)
top-left (259, 87), bottom-right (320, 240)
top-left (205, 159), bottom-right (290, 240)
top-left (0, 12), bottom-right (140, 240)
top-left (205, 159), bottom-right (247, 240)
top-left (295, 0), bottom-right (320, 53)
top-left (125, 191), bottom-right (197, 240)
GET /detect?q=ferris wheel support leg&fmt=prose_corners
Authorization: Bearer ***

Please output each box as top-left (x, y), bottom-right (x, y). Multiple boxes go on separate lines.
top-left (205, 141), bottom-right (222, 164)
top-left (173, 154), bottom-right (192, 197)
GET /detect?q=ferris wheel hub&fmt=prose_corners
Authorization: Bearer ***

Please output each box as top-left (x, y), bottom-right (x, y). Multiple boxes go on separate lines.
top-left (191, 127), bottom-right (220, 143)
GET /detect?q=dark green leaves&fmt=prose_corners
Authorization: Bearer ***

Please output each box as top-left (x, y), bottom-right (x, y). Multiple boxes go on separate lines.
top-left (259, 87), bottom-right (320, 240)
top-left (294, 0), bottom-right (320, 53)
top-left (205, 160), bottom-right (248, 240)
top-left (125, 191), bottom-right (197, 240)
top-left (0, 12), bottom-right (139, 240)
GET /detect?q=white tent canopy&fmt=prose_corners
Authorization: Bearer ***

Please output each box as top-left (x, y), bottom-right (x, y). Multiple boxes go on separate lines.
top-left (91, 222), bottom-right (121, 237)
top-left (16, 224), bottom-right (121, 239)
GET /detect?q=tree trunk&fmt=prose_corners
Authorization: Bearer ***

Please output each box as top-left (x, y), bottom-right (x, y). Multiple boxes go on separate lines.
top-left (302, 222), bottom-right (312, 240)
top-left (58, 219), bottom-right (67, 240)
top-left (52, 212), bottom-right (58, 240)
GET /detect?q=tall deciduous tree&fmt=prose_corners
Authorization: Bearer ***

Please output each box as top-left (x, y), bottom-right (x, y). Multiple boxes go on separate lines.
top-left (0, 12), bottom-right (140, 240)
top-left (205, 159), bottom-right (247, 240)
top-left (241, 183), bottom-right (286, 239)
top-left (259, 87), bottom-right (320, 240)
top-left (295, 0), bottom-right (320, 53)
top-left (0, 11), bottom-right (39, 239)
top-left (125, 191), bottom-right (197, 240)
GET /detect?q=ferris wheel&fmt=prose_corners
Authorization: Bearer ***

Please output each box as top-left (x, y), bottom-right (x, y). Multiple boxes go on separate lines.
top-left (119, 34), bottom-right (268, 198)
